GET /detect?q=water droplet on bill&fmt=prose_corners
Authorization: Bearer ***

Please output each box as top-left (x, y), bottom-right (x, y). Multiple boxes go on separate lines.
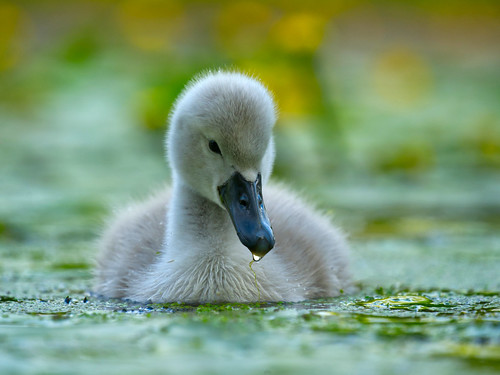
top-left (252, 254), bottom-right (261, 262)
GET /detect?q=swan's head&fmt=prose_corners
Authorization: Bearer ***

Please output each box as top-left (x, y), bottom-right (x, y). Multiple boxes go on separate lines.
top-left (167, 71), bottom-right (277, 259)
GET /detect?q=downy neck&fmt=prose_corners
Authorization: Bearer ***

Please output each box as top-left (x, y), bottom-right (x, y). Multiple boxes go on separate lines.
top-left (163, 180), bottom-right (246, 261)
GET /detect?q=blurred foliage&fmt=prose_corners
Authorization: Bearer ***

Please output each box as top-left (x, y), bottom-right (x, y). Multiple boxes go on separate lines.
top-left (0, 0), bottom-right (499, 186)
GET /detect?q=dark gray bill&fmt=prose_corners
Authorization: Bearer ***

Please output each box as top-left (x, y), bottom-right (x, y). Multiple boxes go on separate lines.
top-left (218, 172), bottom-right (275, 259)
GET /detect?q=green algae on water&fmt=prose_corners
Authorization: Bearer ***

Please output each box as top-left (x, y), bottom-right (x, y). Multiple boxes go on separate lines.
top-left (356, 295), bottom-right (433, 309)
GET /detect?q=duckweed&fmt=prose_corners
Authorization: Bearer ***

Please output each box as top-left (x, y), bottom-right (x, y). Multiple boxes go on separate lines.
top-left (356, 295), bottom-right (434, 309)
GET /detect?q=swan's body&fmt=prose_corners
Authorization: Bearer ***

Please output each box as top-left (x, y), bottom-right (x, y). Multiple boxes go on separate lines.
top-left (95, 71), bottom-right (350, 303)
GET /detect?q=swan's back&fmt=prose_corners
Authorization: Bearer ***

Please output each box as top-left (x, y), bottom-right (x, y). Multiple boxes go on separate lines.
top-left (263, 184), bottom-right (351, 298)
top-left (95, 190), bottom-right (170, 298)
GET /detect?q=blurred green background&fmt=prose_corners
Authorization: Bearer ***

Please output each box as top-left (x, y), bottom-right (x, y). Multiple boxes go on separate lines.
top-left (1, 2), bottom-right (500, 374)
top-left (2, 0), bottom-right (500, 220)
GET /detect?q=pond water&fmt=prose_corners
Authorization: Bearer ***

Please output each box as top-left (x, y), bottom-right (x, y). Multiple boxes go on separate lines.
top-left (1, 261), bottom-right (499, 375)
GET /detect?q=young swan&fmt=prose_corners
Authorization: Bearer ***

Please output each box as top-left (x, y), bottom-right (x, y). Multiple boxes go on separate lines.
top-left (95, 71), bottom-right (351, 303)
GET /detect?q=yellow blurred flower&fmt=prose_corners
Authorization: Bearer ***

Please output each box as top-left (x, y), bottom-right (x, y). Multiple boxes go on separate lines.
top-left (271, 12), bottom-right (327, 53)
top-left (371, 47), bottom-right (433, 110)
top-left (0, 1), bottom-right (28, 71)
top-left (115, 0), bottom-right (184, 52)
top-left (216, 1), bottom-right (273, 56)
top-left (242, 62), bottom-right (320, 119)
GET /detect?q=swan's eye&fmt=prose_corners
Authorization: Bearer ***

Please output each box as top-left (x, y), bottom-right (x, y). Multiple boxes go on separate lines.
top-left (208, 140), bottom-right (221, 155)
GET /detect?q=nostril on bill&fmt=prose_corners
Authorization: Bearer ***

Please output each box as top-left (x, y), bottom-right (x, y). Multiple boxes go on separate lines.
top-left (239, 194), bottom-right (249, 208)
